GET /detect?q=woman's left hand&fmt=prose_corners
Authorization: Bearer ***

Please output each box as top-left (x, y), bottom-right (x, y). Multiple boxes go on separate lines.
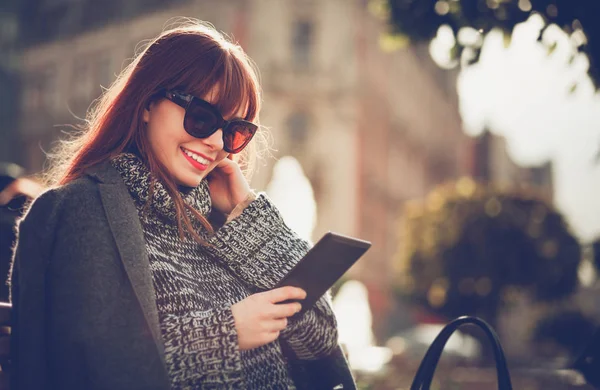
top-left (207, 157), bottom-right (252, 215)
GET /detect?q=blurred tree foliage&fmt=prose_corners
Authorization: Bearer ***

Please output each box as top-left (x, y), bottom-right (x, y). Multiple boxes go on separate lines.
top-left (379, 0), bottom-right (600, 87)
top-left (395, 177), bottom-right (581, 327)
top-left (533, 310), bottom-right (597, 360)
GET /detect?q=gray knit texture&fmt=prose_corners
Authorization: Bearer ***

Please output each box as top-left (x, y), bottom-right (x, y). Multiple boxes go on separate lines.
top-left (111, 154), bottom-right (339, 390)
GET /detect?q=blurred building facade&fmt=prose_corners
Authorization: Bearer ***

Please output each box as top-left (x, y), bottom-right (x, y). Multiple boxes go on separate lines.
top-left (0, 0), bottom-right (21, 166)
top-left (12, 0), bottom-right (553, 338)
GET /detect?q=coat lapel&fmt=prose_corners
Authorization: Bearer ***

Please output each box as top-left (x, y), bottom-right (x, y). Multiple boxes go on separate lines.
top-left (85, 161), bottom-right (166, 364)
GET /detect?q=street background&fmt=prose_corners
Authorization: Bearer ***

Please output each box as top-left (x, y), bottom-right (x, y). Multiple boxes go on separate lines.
top-left (1, 0), bottom-right (599, 388)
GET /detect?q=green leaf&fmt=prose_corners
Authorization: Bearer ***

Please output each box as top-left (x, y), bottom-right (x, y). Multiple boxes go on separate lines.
top-left (379, 33), bottom-right (411, 52)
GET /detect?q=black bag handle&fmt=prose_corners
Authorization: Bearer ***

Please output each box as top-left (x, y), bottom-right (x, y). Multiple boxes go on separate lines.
top-left (410, 316), bottom-right (513, 390)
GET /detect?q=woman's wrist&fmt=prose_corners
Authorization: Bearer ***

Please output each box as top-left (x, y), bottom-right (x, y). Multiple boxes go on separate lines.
top-left (225, 191), bottom-right (257, 222)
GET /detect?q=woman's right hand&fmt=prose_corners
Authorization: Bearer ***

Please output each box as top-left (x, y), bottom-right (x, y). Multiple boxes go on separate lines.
top-left (231, 287), bottom-right (306, 351)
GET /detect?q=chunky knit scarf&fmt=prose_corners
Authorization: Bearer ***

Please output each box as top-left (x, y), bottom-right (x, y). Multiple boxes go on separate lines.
top-left (110, 153), bottom-right (339, 390)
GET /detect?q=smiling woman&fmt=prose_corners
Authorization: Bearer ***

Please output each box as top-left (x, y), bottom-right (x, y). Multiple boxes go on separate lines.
top-left (10, 19), bottom-right (354, 390)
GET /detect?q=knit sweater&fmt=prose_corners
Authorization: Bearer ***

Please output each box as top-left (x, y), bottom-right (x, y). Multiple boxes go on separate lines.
top-left (110, 154), bottom-right (339, 390)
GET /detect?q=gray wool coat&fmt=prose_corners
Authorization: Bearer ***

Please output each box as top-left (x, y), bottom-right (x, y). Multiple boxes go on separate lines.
top-left (9, 160), bottom-right (356, 390)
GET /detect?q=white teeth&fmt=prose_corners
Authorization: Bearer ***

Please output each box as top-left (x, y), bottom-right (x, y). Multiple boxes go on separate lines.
top-left (183, 148), bottom-right (210, 165)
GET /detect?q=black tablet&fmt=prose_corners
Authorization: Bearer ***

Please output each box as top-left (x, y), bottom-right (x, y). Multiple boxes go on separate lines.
top-left (275, 232), bottom-right (371, 313)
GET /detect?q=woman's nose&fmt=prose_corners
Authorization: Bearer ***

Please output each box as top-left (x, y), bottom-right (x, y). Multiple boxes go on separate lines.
top-left (202, 128), bottom-right (224, 151)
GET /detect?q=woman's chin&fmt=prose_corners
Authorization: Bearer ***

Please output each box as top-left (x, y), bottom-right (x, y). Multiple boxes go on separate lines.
top-left (171, 155), bottom-right (212, 187)
top-left (173, 172), bottom-right (205, 188)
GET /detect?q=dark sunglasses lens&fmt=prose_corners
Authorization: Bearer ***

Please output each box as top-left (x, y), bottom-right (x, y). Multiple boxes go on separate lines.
top-left (184, 102), bottom-right (218, 137)
top-left (224, 123), bottom-right (256, 153)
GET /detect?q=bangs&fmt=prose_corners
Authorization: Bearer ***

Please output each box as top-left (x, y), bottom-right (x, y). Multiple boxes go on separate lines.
top-left (179, 49), bottom-right (260, 122)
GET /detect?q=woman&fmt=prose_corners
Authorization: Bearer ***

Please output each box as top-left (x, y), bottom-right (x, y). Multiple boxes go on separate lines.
top-left (10, 20), bottom-right (354, 390)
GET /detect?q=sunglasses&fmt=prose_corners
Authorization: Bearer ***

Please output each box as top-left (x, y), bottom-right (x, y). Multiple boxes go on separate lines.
top-left (162, 90), bottom-right (258, 154)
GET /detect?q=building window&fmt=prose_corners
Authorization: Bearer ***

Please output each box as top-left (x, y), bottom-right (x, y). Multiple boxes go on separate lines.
top-left (72, 58), bottom-right (94, 102)
top-left (70, 52), bottom-right (114, 110)
top-left (95, 54), bottom-right (113, 89)
top-left (23, 66), bottom-right (59, 113)
top-left (529, 162), bottom-right (552, 187)
top-left (474, 130), bottom-right (492, 182)
top-left (81, 0), bottom-right (118, 29)
top-left (292, 20), bottom-right (314, 72)
top-left (23, 79), bottom-right (42, 113)
top-left (287, 111), bottom-right (310, 152)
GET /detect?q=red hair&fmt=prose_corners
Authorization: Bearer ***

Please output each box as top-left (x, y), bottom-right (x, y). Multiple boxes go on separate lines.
top-left (47, 20), bottom-right (264, 241)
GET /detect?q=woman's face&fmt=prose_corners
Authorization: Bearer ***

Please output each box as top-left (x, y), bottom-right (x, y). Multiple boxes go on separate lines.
top-left (143, 89), bottom-right (244, 187)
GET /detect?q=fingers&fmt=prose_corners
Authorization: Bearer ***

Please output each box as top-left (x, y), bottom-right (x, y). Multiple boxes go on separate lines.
top-left (264, 286), bottom-right (307, 304)
top-left (215, 157), bottom-right (238, 172)
top-left (264, 331), bottom-right (281, 345)
top-left (266, 318), bottom-right (288, 332)
top-left (271, 302), bottom-right (302, 319)
top-left (216, 158), bottom-right (230, 168)
top-left (234, 291), bottom-right (302, 350)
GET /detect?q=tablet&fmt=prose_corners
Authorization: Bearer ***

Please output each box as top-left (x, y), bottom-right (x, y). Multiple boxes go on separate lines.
top-left (275, 232), bottom-right (371, 313)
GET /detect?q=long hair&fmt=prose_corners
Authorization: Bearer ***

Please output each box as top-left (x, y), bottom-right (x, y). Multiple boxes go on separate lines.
top-left (47, 19), bottom-right (265, 242)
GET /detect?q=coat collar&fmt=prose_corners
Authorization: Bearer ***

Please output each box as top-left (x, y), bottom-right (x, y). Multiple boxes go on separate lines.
top-left (85, 158), bottom-right (127, 184)
top-left (85, 160), bottom-right (166, 365)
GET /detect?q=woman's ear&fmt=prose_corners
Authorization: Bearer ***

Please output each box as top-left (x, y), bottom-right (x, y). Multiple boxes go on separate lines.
top-left (143, 103), bottom-right (151, 123)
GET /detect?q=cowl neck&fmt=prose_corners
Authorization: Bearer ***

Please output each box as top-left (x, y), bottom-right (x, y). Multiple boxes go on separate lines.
top-left (110, 153), bottom-right (212, 222)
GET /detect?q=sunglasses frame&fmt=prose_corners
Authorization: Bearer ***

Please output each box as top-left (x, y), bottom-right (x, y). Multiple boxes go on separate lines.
top-left (162, 90), bottom-right (257, 154)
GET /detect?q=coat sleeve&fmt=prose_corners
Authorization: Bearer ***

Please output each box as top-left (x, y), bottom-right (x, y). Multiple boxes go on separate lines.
top-left (10, 189), bottom-right (63, 390)
top-left (207, 193), bottom-right (339, 359)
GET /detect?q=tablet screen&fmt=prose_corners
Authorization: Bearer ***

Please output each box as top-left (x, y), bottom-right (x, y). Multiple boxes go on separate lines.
top-left (275, 232), bottom-right (371, 311)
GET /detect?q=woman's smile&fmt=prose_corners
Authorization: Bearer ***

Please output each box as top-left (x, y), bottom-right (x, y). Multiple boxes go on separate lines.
top-left (180, 146), bottom-right (213, 171)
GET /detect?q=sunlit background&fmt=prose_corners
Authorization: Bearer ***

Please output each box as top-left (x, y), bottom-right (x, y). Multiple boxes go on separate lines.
top-left (1, 0), bottom-right (599, 389)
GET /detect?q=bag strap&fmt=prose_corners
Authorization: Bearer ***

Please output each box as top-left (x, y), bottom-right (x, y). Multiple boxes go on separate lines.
top-left (410, 316), bottom-right (513, 390)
